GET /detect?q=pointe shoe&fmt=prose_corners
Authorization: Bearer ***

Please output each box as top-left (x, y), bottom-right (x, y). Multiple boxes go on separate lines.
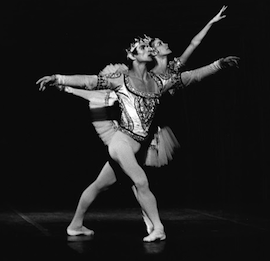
top-left (143, 229), bottom-right (166, 242)
top-left (67, 226), bottom-right (94, 236)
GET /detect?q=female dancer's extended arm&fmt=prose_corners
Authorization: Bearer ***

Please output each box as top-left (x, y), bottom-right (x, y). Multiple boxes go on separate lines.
top-left (179, 5), bottom-right (227, 65)
top-left (163, 56), bottom-right (239, 92)
top-left (180, 56), bottom-right (239, 87)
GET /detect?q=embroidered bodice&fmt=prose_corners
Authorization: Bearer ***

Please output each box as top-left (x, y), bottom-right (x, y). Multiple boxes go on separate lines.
top-left (94, 71), bottom-right (172, 141)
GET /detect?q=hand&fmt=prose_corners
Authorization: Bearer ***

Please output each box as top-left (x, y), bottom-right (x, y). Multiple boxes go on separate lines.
top-left (211, 5), bottom-right (227, 23)
top-left (36, 75), bottom-right (57, 91)
top-left (219, 56), bottom-right (240, 69)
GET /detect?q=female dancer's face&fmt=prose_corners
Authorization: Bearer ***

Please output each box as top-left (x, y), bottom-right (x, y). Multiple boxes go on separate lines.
top-left (152, 38), bottom-right (172, 56)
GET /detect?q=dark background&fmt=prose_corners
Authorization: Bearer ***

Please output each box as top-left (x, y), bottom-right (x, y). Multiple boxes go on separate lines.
top-left (1, 0), bottom-right (269, 217)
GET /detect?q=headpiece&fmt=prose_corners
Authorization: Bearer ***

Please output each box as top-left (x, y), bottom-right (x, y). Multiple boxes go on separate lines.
top-left (126, 35), bottom-right (153, 59)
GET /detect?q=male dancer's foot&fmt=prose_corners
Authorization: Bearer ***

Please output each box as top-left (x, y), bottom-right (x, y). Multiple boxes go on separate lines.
top-left (67, 225), bottom-right (94, 236)
top-left (143, 227), bottom-right (166, 242)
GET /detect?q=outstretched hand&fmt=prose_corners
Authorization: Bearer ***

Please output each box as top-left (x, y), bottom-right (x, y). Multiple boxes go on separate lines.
top-left (36, 75), bottom-right (56, 91)
top-left (211, 5), bottom-right (227, 23)
top-left (220, 56), bottom-right (240, 69)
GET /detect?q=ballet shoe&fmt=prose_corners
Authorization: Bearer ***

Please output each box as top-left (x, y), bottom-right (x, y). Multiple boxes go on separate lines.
top-left (67, 226), bottom-right (94, 236)
top-left (143, 229), bottom-right (166, 242)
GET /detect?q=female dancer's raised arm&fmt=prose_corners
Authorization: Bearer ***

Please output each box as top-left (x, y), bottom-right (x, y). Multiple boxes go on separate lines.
top-left (179, 5), bottom-right (227, 66)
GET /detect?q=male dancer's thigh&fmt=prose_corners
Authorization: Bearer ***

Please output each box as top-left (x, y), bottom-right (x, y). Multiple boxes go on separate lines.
top-left (94, 161), bottom-right (117, 190)
top-left (108, 131), bottom-right (147, 184)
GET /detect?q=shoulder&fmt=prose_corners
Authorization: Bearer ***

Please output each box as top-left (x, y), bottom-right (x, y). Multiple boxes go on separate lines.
top-left (168, 57), bottom-right (185, 74)
top-left (99, 63), bottom-right (128, 76)
top-left (96, 71), bottom-right (124, 90)
top-left (150, 71), bottom-right (183, 93)
top-left (150, 71), bottom-right (173, 83)
top-left (101, 71), bottom-right (124, 80)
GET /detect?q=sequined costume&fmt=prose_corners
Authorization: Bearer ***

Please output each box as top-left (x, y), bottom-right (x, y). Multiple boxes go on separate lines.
top-left (63, 63), bottom-right (179, 166)
top-left (91, 71), bottom-right (177, 142)
top-left (59, 60), bottom-right (222, 166)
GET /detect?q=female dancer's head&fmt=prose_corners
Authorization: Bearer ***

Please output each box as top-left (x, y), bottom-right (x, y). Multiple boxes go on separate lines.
top-left (150, 38), bottom-right (172, 57)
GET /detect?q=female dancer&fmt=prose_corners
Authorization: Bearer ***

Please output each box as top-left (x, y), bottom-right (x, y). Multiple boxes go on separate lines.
top-left (144, 5), bottom-right (228, 166)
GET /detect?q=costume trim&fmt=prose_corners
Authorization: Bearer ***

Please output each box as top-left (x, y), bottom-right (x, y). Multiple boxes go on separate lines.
top-left (118, 127), bottom-right (146, 142)
top-left (97, 75), bottom-right (109, 89)
top-left (118, 99), bottom-right (134, 132)
top-left (123, 73), bottom-right (161, 98)
top-left (168, 57), bottom-right (185, 74)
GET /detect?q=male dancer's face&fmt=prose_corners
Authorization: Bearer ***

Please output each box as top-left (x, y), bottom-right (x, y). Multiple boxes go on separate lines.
top-left (133, 42), bottom-right (153, 62)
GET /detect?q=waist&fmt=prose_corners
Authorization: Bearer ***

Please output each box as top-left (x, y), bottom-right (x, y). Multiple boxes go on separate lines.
top-left (90, 101), bottom-right (121, 121)
top-left (118, 127), bottom-right (149, 143)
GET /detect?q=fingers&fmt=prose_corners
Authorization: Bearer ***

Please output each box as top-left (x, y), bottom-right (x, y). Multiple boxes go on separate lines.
top-left (36, 77), bottom-right (47, 91)
top-left (229, 56), bottom-right (241, 61)
top-left (229, 57), bottom-right (240, 68)
top-left (222, 56), bottom-right (240, 69)
top-left (233, 58), bottom-right (240, 68)
top-left (36, 77), bottom-right (46, 85)
top-left (39, 82), bottom-right (46, 91)
top-left (36, 76), bottom-right (49, 85)
top-left (219, 5), bottom-right (228, 18)
top-left (226, 56), bottom-right (240, 60)
top-left (222, 5), bottom-right (228, 12)
top-left (215, 5), bottom-right (227, 21)
top-left (36, 75), bottom-right (53, 91)
top-left (219, 5), bottom-right (228, 14)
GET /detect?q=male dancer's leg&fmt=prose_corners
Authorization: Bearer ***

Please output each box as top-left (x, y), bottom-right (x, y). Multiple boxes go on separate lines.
top-left (67, 161), bottom-right (116, 235)
top-left (132, 185), bottom-right (154, 234)
top-left (109, 132), bottom-right (165, 242)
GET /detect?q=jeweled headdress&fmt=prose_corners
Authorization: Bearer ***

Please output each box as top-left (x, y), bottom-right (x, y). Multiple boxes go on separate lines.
top-left (126, 35), bottom-right (153, 59)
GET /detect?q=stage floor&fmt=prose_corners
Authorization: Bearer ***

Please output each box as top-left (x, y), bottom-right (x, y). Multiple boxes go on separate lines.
top-left (0, 204), bottom-right (269, 261)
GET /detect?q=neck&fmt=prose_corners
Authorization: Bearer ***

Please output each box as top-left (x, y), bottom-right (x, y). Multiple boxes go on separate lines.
top-left (152, 55), bottom-right (168, 74)
top-left (129, 60), bottom-right (149, 81)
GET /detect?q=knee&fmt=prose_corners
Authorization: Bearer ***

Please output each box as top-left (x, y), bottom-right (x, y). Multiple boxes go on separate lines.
top-left (134, 177), bottom-right (149, 193)
top-left (108, 141), bottom-right (122, 162)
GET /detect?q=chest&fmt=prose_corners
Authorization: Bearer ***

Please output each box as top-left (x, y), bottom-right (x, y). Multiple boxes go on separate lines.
top-left (129, 77), bottom-right (157, 94)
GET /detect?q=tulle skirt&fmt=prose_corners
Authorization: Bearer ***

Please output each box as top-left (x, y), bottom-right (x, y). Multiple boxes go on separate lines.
top-left (92, 120), bottom-right (118, 145)
top-left (145, 126), bottom-right (180, 167)
top-left (94, 121), bottom-right (179, 167)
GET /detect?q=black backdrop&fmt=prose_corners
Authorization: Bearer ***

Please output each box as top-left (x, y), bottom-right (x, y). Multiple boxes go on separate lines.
top-left (2, 0), bottom-right (269, 216)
